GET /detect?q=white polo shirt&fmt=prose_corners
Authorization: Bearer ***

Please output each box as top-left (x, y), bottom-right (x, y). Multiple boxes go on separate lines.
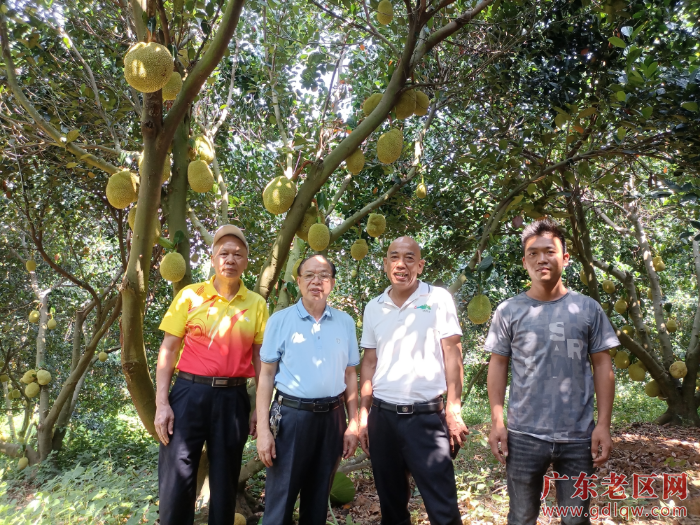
top-left (360, 281), bottom-right (463, 404)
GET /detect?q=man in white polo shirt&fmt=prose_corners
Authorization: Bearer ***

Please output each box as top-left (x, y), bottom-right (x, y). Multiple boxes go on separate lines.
top-left (358, 236), bottom-right (468, 525)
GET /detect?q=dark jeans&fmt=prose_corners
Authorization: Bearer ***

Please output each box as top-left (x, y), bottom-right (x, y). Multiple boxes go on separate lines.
top-left (368, 400), bottom-right (461, 525)
top-left (158, 378), bottom-right (250, 525)
top-left (262, 399), bottom-right (347, 525)
top-left (506, 431), bottom-right (594, 525)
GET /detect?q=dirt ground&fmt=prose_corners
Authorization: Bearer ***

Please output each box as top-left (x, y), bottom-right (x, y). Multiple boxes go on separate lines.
top-left (324, 423), bottom-right (700, 525)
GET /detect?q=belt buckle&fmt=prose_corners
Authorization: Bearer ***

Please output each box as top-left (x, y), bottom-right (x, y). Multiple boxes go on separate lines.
top-left (313, 402), bottom-right (330, 413)
top-left (211, 377), bottom-right (228, 387)
top-left (396, 404), bottom-right (413, 415)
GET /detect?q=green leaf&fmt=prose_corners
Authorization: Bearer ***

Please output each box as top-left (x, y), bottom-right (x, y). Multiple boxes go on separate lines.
top-left (641, 106), bottom-right (653, 118)
top-left (554, 113), bottom-right (569, 128)
top-left (616, 127), bottom-right (627, 140)
top-left (608, 36), bottom-right (627, 48)
top-left (329, 473), bottom-right (355, 504)
top-left (173, 230), bottom-right (186, 246)
top-left (681, 101), bottom-right (698, 112)
top-left (616, 91), bottom-right (627, 102)
top-left (65, 162), bottom-right (78, 169)
top-left (65, 129), bottom-right (80, 143)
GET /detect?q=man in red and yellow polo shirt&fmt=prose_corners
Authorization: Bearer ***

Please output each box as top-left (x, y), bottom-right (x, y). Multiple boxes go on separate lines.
top-left (155, 225), bottom-right (268, 525)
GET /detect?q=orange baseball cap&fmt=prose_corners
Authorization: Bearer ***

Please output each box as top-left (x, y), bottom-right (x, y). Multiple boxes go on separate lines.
top-left (212, 225), bottom-right (248, 252)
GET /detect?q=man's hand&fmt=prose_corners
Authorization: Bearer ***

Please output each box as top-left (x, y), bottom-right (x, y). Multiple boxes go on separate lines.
top-left (343, 419), bottom-right (359, 459)
top-left (155, 403), bottom-right (175, 446)
top-left (591, 424), bottom-right (612, 467)
top-left (257, 427), bottom-right (276, 467)
top-left (249, 410), bottom-right (258, 439)
top-left (446, 404), bottom-right (469, 454)
top-left (358, 408), bottom-right (370, 457)
top-left (489, 421), bottom-right (508, 465)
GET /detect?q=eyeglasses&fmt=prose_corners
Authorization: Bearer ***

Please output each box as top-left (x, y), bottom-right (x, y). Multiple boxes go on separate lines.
top-left (300, 272), bottom-right (333, 282)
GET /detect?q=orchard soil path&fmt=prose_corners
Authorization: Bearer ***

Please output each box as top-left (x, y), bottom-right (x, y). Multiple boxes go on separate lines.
top-left (216, 423), bottom-right (700, 525)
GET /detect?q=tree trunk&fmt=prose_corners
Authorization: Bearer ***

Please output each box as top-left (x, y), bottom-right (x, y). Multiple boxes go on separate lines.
top-left (170, 109), bottom-right (193, 294)
top-left (120, 89), bottom-right (166, 439)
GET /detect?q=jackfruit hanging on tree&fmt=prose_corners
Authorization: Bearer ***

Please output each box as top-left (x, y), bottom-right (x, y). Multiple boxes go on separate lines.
top-left (296, 203), bottom-right (320, 242)
top-left (620, 324), bottom-right (634, 337)
top-left (162, 71), bottom-right (183, 100)
top-left (628, 362), bottom-right (646, 381)
top-left (394, 89), bottom-right (416, 120)
top-left (25, 382), bottom-right (40, 398)
top-left (652, 256), bottom-right (665, 272)
top-left (160, 252), bottom-right (187, 283)
top-left (579, 269), bottom-right (588, 285)
top-left (669, 361), bottom-right (687, 379)
top-left (263, 176), bottom-right (297, 215)
top-left (21, 370), bottom-right (37, 384)
top-left (363, 93), bottom-right (383, 116)
top-left (98, 352), bottom-right (108, 362)
top-left (188, 160), bottom-right (215, 193)
top-left (345, 149), bottom-right (365, 175)
top-left (376, 0), bottom-right (393, 25)
top-left (28, 311), bottom-right (40, 324)
top-left (193, 135), bottom-right (215, 164)
top-left (36, 370), bottom-right (51, 386)
top-left (308, 223), bottom-right (331, 252)
top-left (47, 318), bottom-right (57, 330)
top-left (106, 170), bottom-right (138, 209)
top-left (468, 294), bottom-right (492, 324)
top-left (666, 318), bottom-right (678, 333)
top-left (614, 299), bottom-right (627, 314)
top-left (644, 379), bottom-right (660, 397)
top-left (377, 128), bottom-right (403, 164)
top-left (602, 280), bottom-right (615, 294)
top-left (415, 182), bottom-right (427, 199)
top-left (414, 91), bottom-right (430, 116)
top-left (613, 351), bottom-right (630, 369)
top-left (351, 239), bottom-right (369, 260)
top-left (25, 260), bottom-right (36, 272)
top-left (366, 213), bottom-right (386, 238)
top-left (123, 42), bottom-right (174, 93)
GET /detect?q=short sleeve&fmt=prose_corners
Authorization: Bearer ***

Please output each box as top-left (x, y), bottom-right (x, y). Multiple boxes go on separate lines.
top-left (346, 317), bottom-right (361, 366)
top-left (438, 291), bottom-right (462, 339)
top-left (359, 302), bottom-right (376, 349)
top-left (589, 302), bottom-right (620, 354)
top-left (159, 288), bottom-right (189, 337)
top-left (254, 297), bottom-right (269, 345)
top-left (484, 303), bottom-right (512, 357)
top-left (259, 311), bottom-right (282, 363)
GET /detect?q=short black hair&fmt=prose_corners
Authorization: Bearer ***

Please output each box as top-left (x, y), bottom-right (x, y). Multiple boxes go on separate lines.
top-left (521, 218), bottom-right (567, 253)
top-left (296, 254), bottom-right (337, 278)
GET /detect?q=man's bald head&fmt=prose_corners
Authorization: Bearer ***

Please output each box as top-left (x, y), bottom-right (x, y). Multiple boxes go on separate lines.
top-left (384, 236), bottom-right (425, 293)
top-left (387, 236), bottom-right (422, 259)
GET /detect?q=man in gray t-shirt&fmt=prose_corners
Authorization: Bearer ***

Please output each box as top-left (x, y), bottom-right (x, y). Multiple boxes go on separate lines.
top-left (487, 219), bottom-right (618, 525)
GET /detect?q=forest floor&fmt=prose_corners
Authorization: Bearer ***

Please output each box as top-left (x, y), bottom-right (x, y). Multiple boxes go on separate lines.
top-left (317, 422), bottom-right (700, 525)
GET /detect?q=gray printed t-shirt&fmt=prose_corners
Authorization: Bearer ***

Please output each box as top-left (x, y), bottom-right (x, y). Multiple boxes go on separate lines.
top-left (484, 291), bottom-right (619, 442)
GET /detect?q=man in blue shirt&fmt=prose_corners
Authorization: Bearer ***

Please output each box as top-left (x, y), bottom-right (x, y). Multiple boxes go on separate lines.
top-left (257, 254), bottom-right (360, 525)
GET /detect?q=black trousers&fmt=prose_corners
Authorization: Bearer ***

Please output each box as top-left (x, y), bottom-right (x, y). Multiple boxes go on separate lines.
top-left (368, 400), bottom-right (461, 525)
top-left (262, 399), bottom-right (347, 525)
top-left (158, 378), bottom-right (250, 525)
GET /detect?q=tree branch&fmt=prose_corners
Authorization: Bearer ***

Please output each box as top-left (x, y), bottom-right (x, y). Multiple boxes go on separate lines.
top-left (0, 15), bottom-right (119, 174)
top-left (593, 207), bottom-right (630, 236)
top-left (188, 208), bottom-right (215, 245)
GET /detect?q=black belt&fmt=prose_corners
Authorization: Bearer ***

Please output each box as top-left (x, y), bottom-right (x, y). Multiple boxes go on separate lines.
top-left (372, 396), bottom-right (444, 415)
top-left (177, 371), bottom-right (247, 387)
top-left (276, 391), bottom-right (345, 413)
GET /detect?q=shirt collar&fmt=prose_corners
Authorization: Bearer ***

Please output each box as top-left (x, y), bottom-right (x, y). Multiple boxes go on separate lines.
top-left (295, 299), bottom-right (332, 321)
top-left (378, 280), bottom-right (429, 307)
top-left (205, 276), bottom-right (248, 301)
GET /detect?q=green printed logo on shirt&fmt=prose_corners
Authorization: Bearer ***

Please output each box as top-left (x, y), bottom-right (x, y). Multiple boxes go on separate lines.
top-left (415, 304), bottom-right (432, 312)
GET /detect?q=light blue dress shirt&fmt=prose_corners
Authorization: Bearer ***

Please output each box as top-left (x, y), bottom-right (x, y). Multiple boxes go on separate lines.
top-left (260, 300), bottom-right (360, 399)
